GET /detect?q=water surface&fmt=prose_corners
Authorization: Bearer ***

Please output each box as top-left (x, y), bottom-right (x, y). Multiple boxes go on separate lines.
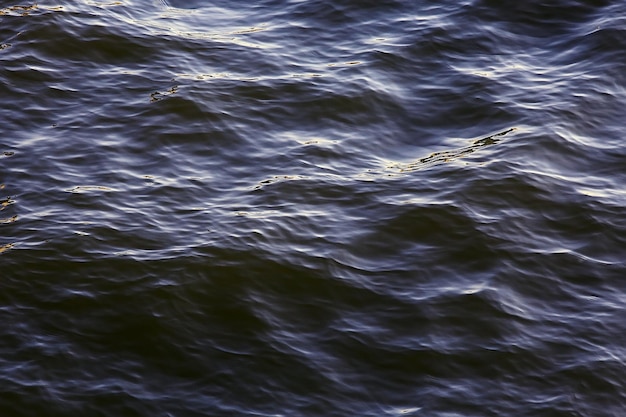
top-left (1, 1), bottom-right (625, 416)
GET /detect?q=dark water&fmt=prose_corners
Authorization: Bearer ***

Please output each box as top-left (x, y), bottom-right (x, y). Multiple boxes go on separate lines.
top-left (1, 0), bottom-right (625, 415)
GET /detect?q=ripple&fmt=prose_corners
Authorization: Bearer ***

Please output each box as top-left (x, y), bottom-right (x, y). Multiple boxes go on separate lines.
top-left (1, 0), bottom-right (625, 415)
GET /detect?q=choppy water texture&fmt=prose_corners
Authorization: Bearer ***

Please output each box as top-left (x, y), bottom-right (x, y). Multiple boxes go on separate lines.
top-left (1, 0), bottom-right (626, 416)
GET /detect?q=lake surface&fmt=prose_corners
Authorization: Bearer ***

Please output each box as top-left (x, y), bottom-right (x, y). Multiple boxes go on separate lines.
top-left (1, 1), bottom-right (625, 416)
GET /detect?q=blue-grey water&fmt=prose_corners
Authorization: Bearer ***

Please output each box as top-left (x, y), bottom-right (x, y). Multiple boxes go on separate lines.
top-left (1, 1), bottom-right (625, 416)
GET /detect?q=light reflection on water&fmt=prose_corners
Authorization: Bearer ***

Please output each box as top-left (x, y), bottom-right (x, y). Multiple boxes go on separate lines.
top-left (1, 0), bottom-right (625, 416)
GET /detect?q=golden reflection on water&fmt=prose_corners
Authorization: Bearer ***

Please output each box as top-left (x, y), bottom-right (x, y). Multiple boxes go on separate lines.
top-left (0, 4), bottom-right (38, 16)
top-left (0, 215), bottom-right (17, 224)
top-left (387, 127), bottom-right (516, 173)
top-left (1, 197), bottom-right (14, 210)
top-left (0, 243), bottom-right (13, 254)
